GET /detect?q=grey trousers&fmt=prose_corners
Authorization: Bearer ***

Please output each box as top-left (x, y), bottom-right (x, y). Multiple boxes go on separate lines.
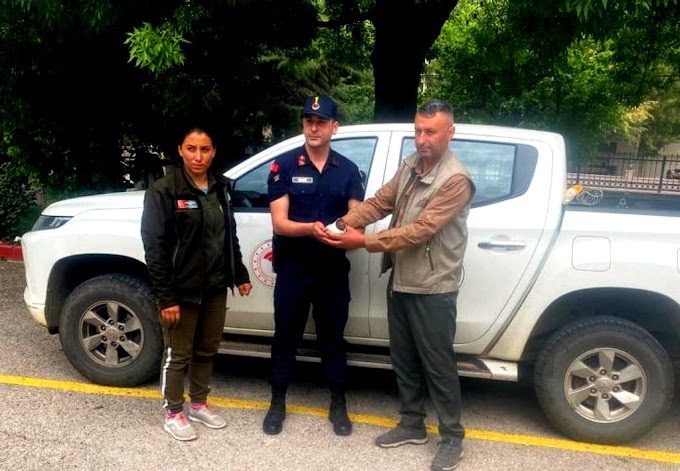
top-left (387, 289), bottom-right (465, 441)
top-left (160, 291), bottom-right (227, 413)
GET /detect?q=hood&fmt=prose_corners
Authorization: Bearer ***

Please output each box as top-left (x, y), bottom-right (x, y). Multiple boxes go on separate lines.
top-left (42, 190), bottom-right (146, 217)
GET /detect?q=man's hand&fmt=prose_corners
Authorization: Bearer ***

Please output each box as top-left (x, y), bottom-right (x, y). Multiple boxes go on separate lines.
top-left (238, 283), bottom-right (253, 296)
top-left (324, 225), bottom-right (366, 250)
top-left (161, 304), bottom-right (180, 324)
top-left (311, 221), bottom-right (329, 241)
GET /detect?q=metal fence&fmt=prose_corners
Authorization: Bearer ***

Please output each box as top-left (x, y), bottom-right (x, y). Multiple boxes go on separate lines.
top-left (567, 154), bottom-right (680, 193)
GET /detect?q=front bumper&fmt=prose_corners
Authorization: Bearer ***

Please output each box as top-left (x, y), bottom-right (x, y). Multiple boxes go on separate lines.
top-left (24, 286), bottom-right (47, 327)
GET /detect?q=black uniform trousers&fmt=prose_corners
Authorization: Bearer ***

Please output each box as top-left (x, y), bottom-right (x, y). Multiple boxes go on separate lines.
top-left (270, 257), bottom-right (351, 388)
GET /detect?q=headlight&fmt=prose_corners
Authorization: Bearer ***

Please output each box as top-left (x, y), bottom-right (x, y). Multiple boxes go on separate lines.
top-left (32, 215), bottom-right (73, 231)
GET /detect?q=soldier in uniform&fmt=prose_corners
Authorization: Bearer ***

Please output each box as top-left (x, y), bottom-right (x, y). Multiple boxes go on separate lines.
top-left (264, 95), bottom-right (365, 436)
top-left (141, 125), bottom-right (252, 441)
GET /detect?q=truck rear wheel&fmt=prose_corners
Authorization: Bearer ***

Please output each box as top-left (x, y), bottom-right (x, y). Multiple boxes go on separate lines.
top-left (59, 274), bottom-right (161, 387)
top-left (534, 316), bottom-right (673, 444)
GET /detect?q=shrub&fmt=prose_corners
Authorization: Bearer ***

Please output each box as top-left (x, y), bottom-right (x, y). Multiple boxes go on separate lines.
top-left (0, 173), bottom-right (37, 241)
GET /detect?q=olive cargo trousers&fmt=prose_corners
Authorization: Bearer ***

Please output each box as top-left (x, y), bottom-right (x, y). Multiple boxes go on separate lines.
top-left (160, 291), bottom-right (227, 413)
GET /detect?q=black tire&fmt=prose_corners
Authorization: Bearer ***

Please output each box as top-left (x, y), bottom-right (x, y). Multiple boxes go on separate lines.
top-left (59, 274), bottom-right (162, 387)
top-left (534, 316), bottom-right (673, 444)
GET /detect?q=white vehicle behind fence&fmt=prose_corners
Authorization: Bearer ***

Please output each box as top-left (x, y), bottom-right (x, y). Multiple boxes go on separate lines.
top-left (22, 123), bottom-right (680, 445)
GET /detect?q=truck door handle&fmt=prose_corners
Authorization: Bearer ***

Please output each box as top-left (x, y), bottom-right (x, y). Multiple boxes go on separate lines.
top-left (478, 240), bottom-right (527, 251)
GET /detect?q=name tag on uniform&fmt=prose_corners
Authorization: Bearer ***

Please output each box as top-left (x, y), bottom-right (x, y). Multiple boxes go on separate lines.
top-left (292, 177), bottom-right (314, 184)
top-left (177, 199), bottom-right (199, 209)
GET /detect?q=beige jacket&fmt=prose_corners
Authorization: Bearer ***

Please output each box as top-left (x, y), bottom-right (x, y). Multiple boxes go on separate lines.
top-left (342, 150), bottom-right (474, 294)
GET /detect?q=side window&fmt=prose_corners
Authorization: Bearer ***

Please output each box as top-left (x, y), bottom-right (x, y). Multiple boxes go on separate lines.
top-left (400, 138), bottom-right (538, 207)
top-left (331, 137), bottom-right (378, 188)
top-left (232, 161), bottom-right (272, 210)
top-left (232, 137), bottom-right (378, 210)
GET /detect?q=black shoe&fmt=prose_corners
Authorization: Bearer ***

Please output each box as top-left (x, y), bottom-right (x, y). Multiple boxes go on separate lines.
top-left (431, 439), bottom-right (464, 471)
top-left (263, 397), bottom-right (286, 435)
top-left (329, 395), bottom-right (352, 436)
top-left (375, 426), bottom-right (428, 448)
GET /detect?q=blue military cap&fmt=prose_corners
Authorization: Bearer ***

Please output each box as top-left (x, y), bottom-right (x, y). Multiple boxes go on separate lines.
top-left (301, 95), bottom-right (338, 120)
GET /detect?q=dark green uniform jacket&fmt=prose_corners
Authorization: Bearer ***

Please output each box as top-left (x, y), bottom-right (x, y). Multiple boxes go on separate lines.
top-left (141, 166), bottom-right (250, 309)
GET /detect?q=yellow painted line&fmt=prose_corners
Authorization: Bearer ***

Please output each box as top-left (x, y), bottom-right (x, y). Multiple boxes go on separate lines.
top-left (0, 374), bottom-right (160, 399)
top-left (2, 373), bottom-right (680, 465)
top-left (463, 429), bottom-right (680, 465)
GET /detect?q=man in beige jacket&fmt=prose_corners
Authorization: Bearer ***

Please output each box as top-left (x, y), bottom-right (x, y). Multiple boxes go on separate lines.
top-left (323, 100), bottom-right (474, 471)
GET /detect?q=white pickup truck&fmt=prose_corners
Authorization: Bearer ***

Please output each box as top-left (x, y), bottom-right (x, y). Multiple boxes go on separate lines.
top-left (22, 123), bottom-right (680, 445)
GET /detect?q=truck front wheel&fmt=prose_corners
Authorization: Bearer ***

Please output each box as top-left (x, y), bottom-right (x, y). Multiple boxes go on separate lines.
top-left (59, 274), bottom-right (162, 387)
top-left (534, 316), bottom-right (673, 444)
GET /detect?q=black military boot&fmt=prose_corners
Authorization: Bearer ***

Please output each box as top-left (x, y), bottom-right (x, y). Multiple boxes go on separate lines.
top-left (263, 385), bottom-right (287, 435)
top-left (329, 387), bottom-right (352, 436)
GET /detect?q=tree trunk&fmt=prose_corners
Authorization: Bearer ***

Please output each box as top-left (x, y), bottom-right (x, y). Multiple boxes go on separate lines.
top-left (371, 0), bottom-right (459, 122)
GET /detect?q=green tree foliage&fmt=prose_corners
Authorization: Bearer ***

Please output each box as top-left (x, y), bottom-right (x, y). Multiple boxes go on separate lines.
top-left (1, 0), bottom-right (382, 191)
top-left (585, 1), bottom-right (680, 153)
top-left (428, 0), bottom-right (680, 159)
top-left (323, 0), bottom-right (459, 121)
top-left (0, 0), bottom-right (460, 198)
top-left (126, 1), bottom-right (459, 123)
top-left (0, 0), bottom-right (176, 194)
top-left (0, 0), bottom-right (324, 193)
top-left (566, 0), bottom-right (676, 20)
top-left (0, 172), bottom-right (36, 239)
top-left (2, 0), bottom-right (679, 199)
top-left (125, 22), bottom-right (189, 74)
top-left (642, 84), bottom-right (680, 152)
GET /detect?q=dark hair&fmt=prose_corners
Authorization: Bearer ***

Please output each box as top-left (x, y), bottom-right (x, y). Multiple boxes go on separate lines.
top-left (417, 100), bottom-right (454, 120)
top-left (178, 126), bottom-right (217, 148)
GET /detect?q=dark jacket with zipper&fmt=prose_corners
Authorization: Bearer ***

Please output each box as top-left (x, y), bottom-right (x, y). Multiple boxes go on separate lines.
top-left (141, 165), bottom-right (250, 310)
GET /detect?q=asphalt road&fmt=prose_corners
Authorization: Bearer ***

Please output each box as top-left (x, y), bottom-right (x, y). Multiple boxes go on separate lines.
top-left (2, 260), bottom-right (680, 471)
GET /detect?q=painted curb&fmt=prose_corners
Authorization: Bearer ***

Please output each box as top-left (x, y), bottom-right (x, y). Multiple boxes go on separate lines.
top-left (0, 244), bottom-right (23, 261)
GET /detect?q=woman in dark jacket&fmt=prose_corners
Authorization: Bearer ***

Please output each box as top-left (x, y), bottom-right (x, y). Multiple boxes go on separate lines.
top-left (141, 126), bottom-right (252, 441)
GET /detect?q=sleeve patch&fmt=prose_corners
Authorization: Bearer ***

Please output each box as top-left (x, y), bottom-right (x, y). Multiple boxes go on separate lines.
top-left (270, 162), bottom-right (280, 173)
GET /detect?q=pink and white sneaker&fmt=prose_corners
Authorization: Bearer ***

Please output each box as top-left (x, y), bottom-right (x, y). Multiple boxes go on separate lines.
top-left (187, 403), bottom-right (227, 429)
top-left (164, 410), bottom-right (198, 441)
